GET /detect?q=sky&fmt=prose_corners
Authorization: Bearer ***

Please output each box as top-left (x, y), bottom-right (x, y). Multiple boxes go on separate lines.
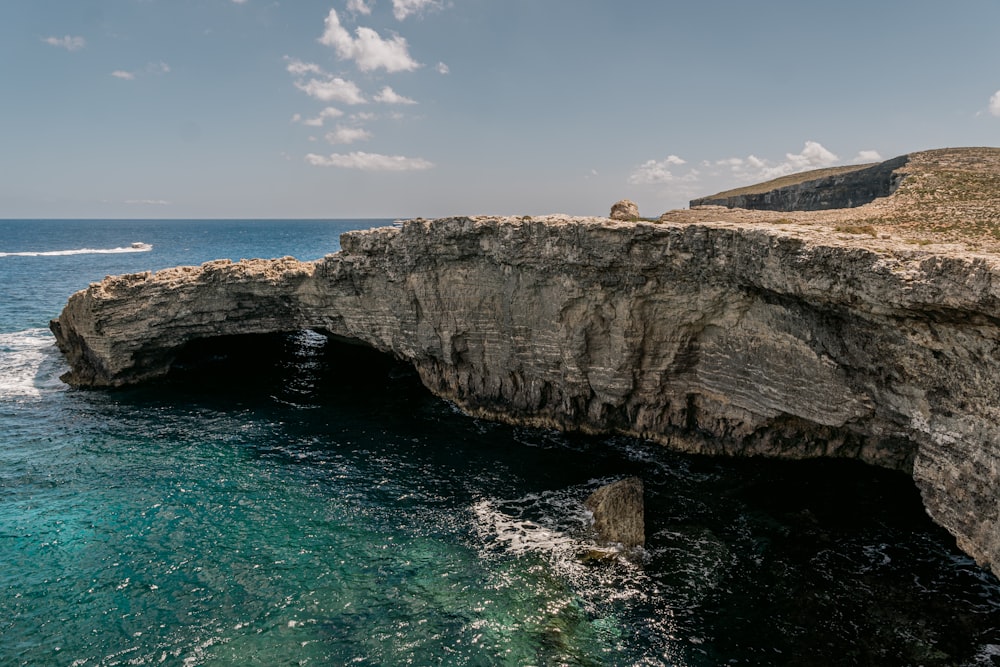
top-left (3, 0), bottom-right (999, 219)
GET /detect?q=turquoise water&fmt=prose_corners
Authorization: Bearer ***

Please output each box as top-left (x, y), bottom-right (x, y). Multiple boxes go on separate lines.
top-left (1, 219), bottom-right (998, 666)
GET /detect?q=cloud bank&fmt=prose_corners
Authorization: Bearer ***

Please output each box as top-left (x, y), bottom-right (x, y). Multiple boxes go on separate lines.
top-left (306, 151), bottom-right (433, 171)
top-left (325, 125), bottom-right (373, 145)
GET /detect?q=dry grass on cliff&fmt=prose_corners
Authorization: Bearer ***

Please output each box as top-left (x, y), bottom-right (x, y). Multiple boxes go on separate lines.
top-left (697, 163), bottom-right (876, 200)
top-left (661, 148), bottom-right (1000, 253)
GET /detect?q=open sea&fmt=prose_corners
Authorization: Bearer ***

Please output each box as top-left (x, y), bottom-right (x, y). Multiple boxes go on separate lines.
top-left (1, 218), bottom-right (999, 666)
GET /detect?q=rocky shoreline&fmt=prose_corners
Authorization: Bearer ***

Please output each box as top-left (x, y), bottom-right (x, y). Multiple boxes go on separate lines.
top-left (51, 212), bottom-right (1000, 577)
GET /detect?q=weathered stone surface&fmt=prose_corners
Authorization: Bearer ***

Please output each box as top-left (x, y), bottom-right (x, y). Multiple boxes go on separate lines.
top-left (609, 199), bottom-right (639, 221)
top-left (585, 477), bottom-right (645, 548)
top-left (50, 214), bottom-right (1000, 578)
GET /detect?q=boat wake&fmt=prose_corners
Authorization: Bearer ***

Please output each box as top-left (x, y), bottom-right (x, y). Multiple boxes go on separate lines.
top-left (0, 329), bottom-right (68, 401)
top-left (0, 242), bottom-right (152, 257)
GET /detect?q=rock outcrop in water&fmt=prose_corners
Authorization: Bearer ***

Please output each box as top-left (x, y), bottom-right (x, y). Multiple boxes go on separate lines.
top-left (51, 148), bottom-right (1000, 579)
top-left (585, 477), bottom-right (645, 549)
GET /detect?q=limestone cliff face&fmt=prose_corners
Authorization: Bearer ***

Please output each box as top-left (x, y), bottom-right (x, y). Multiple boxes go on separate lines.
top-left (51, 216), bottom-right (1000, 576)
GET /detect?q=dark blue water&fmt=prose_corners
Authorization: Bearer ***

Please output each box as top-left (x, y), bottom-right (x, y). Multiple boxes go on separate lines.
top-left (1, 219), bottom-right (998, 666)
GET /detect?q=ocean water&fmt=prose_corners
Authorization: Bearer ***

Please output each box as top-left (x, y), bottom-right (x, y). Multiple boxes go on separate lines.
top-left (1, 219), bottom-right (998, 667)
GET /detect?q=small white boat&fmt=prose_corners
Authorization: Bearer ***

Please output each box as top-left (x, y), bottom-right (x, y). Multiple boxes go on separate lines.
top-left (131, 242), bottom-right (153, 251)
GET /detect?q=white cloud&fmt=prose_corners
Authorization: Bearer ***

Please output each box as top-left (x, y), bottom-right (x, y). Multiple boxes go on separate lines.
top-left (851, 150), bottom-right (883, 164)
top-left (294, 77), bottom-right (366, 104)
top-left (325, 125), bottom-right (373, 144)
top-left (109, 62), bottom-right (169, 81)
top-left (231, 0), bottom-right (248, 4)
top-left (284, 57), bottom-right (324, 76)
top-left (43, 35), bottom-right (85, 51)
top-left (125, 199), bottom-right (170, 205)
top-left (628, 155), bottom-right (691, 185)
top-left (713, 141), bottom-right (840, 183)
top-left (319, 9), bottom-right (419, 73)
top-left (305, 151), bottom-right (434, 171)
top-left (285, 58), bottom-right (366, 105)
top-left (990, 90), bottom-right (1000, 117)
top-left (392, 0), bottom-right (442, 21)
top-left (374, 86), bottom-right (417, 105)
top-left (293, 107), bottom-right (345, 127)
top-left (347, 0), bottom-right (373, 15)
top-left (782, 140), bottom-right (838, 172)
top-left (436, 62), bottom-right (450, 75)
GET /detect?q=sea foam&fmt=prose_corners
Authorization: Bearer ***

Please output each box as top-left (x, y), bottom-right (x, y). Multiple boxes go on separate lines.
top-left (0, 329), bottom-right (68, 400)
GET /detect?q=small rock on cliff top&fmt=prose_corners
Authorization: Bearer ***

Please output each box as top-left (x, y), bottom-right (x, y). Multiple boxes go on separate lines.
top-left (610, 199), bottom-right (640, 221)
top-left (585, 477), bottom-right (645, 548)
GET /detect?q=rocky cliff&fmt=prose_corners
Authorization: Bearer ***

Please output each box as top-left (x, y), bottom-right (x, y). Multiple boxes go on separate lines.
top-left (51, 213), bottom-right (1000, 577)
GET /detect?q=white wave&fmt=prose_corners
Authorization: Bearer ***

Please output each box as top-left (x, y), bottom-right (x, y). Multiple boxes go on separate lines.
top-left (472, 499), bottom-right (585, 557)
top-left (0, 329), bottom-right (68, 400)
top-left (470, 493), bottom-right (662, 629)
top-left (0, 242), bottom-right (152, 257)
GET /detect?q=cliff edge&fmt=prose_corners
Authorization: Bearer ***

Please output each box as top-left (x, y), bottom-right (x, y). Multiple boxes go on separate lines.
top-left (50, 148), bottom-right (1000, 578)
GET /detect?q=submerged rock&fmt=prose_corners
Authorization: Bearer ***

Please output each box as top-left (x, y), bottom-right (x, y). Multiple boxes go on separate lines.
top-left (585, 477), bottom-right (645, 549)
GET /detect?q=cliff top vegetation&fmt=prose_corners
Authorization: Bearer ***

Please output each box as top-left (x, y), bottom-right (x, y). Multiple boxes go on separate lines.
top-left (662, 147), bottom-right (1000, 251)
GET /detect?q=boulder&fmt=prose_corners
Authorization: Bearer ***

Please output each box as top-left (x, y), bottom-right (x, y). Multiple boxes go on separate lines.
top-left (609, 199), bottom-right (639, 221)
top-left (585, 477), bottom-right (645, 548)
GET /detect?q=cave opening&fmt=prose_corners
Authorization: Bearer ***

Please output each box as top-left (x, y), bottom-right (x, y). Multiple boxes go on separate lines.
top-left (164, 329), bottom-right (423, 402)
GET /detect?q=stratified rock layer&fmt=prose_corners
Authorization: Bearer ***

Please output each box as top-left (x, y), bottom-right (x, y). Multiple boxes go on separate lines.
top-left (51, 215), bottom-right (1000, 577)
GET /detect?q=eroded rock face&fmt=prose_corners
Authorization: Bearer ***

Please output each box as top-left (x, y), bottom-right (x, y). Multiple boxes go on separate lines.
top-left (609, 199), bottom-right (639, 221)
top-left (50, 215), bottom-right (1000, 577)
top-left (585, 477), bottom-right (645, 548)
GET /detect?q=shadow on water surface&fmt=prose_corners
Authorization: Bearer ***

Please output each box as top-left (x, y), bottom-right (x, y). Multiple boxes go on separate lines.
top-left (112, 330), bottom-right (1000, 666)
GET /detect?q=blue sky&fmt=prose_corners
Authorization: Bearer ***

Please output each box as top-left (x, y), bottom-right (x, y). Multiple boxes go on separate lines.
top-left (3, 0), bottom-right (999, 219)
